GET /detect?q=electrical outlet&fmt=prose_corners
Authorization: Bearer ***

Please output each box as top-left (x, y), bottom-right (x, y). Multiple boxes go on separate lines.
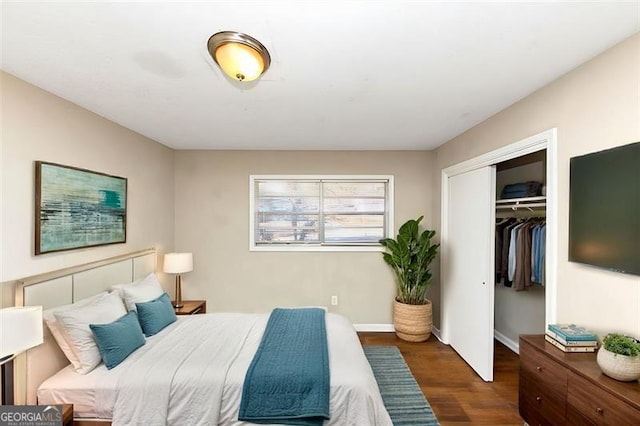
top-left (331, 295), bottom-right (338, 306)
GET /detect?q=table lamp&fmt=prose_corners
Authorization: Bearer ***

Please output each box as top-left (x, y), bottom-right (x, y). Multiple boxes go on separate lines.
top-left (163, 252), bottom-right (193, 308)
top-left (0, 306), bottom-right (44, 405)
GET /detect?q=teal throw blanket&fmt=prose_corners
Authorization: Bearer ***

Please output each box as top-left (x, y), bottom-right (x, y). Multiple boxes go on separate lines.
top-left (239, 308), bottom-right (330, 426)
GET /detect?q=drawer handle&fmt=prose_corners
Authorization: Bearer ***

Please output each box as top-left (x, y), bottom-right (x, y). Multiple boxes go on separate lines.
top-left (536, 396), bottom-right (542, 403)
top-left (596, 407), bottom-right (604, 415)
top-left (536, 366), bottom-right (543, 372)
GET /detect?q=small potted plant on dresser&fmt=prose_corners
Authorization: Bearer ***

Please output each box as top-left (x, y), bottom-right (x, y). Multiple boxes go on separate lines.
top-left (379, 216), bottom-right (439, 342)
top-left (596, 333), bottom-right (640, 382)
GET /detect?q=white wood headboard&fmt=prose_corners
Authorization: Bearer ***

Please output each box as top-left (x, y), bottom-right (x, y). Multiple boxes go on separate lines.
top-left (14, 248), bottom-right (157, 405)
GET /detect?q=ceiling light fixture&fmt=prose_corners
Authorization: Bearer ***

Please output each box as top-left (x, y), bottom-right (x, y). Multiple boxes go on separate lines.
top-left (207, 31), bottom-right (271, 82)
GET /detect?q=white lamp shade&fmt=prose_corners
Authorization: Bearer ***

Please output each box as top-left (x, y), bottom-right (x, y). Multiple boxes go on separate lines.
top-left (0, 306), bottom-right (44, 359)
top-left (163, 253), bottom-right (193, 274)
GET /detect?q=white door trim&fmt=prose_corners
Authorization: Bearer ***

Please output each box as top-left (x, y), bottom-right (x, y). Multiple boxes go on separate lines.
top-left (440, 128), bottom-right (558, 344)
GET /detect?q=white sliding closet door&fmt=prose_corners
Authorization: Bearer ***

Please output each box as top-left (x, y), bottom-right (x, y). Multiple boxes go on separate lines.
top-left (444, 166), bottom-right (496, 381)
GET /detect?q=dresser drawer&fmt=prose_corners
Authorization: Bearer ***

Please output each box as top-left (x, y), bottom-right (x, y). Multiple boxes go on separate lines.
top-left (520, 341), bottom-right (568, 394)
top-left (566, 404), bottom-right (598, 426)
top-left (519, 373), bottom-right (566, 425)
top-left (520, 398), bottom-right (567, 426)
top-left (567, 371), bottom-right (640, 425)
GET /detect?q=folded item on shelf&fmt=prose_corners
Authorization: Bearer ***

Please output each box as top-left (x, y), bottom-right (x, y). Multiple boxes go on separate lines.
top-left (500, 181), bottom-right (542, 199)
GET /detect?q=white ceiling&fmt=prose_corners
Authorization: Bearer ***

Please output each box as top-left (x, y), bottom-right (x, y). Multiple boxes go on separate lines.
top-left (2, 1), bottom-right (639, 150)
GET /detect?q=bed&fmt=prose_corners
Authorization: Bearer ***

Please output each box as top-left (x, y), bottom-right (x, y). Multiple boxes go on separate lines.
top-left (14, 249), bottom-right (392, 426)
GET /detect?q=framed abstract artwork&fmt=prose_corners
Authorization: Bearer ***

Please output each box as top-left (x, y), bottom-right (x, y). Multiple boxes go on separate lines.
top-left (35, 161), bottom-right (127, 255)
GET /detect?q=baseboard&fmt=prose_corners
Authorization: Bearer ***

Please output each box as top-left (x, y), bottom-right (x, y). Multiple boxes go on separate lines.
top-left (354, 324), bottom-right (395, 332)
top-left (431, 325), bottom-right (442, 342)
top-left (494, 329), bottom-right (519, 354)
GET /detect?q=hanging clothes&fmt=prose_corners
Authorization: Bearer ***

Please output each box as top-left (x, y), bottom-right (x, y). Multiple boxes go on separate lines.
top-left (507, 221), bottom-right (527, 284)
top-left (514, 220), bottom-right (537, 290)
top-left (498, 217), bottom-right (546, 290)
top-left (495, 218), bottom-right (516, 283)
top-left (500, 220), bottom-right (521, 287)
top-left (531, 223), bottom-right (546, 284)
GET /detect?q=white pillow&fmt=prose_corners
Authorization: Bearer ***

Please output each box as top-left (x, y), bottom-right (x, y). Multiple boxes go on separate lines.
top-left (54, 291), bottom-right (127, 374)
top-left (110, 276), bottom-right (144, 299)
top-left (43, 292), bottom-right (109, 369)
top-left (119, 273), bottom-right (164, 311)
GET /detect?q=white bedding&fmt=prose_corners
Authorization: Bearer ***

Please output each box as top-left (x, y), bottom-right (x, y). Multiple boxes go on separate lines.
top-left (38, 313), bottom-right (392, 426)
top-left (37, 363), bottom-right (107, 418)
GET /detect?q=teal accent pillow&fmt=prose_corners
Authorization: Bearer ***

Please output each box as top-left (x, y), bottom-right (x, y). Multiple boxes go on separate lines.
top-left (136, 293), bottom-right (177, 337)
top-left (89, 311), bottom-right (145, 369)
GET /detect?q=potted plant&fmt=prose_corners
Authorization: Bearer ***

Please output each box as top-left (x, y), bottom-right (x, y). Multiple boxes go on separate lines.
top-left (380, 216), bottom-right (439, 342)
top-left (596, 333), bottom-right (640, 382)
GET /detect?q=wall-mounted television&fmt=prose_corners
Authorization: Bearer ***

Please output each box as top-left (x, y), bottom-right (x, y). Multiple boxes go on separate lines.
top-left (569, 141), bottom-right (640, 275)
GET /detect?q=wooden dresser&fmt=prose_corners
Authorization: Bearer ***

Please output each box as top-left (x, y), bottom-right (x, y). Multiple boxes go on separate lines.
top-left (519, 334), bottom-right (640, 425)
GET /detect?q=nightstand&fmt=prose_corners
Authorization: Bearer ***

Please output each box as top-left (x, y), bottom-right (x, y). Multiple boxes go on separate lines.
top-left (62, 404), bottom-right (73, 426)
top-left (173, 300), bottom-right (206, 315)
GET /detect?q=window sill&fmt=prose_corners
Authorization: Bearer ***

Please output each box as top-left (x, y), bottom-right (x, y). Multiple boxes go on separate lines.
top-left (250, 244), bottom-right (385, 252)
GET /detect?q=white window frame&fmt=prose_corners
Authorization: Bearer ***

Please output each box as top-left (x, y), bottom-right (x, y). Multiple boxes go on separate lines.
top-left (249, 175), bottom-right (394, 252)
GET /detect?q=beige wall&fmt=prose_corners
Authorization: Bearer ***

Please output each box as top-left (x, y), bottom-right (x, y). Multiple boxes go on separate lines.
top-left (432, 34), bottom-right (640, 337)
top-left (0, 71), bottom-right (176, 305)
top-left (174, 150), bottom-right (433, 324)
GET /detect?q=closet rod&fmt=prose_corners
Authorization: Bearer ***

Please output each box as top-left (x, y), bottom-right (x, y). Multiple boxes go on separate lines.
top-left (495, 196), bottom-right (546, 204)
top-left (496, 203), bottom-right (546, 210)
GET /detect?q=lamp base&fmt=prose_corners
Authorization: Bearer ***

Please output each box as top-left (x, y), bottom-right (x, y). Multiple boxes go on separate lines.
top-left (174, 274), bottom-right (183, 309)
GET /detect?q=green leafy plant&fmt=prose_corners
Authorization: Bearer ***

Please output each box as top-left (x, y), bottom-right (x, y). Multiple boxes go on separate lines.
top-left (379, 216), bottom-right (440, 305)
top-left (603, 333), bottom-right (640, 357)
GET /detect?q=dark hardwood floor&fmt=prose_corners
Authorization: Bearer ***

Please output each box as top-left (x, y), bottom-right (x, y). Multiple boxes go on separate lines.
top-left (359, 332), bottom-right (522, 426)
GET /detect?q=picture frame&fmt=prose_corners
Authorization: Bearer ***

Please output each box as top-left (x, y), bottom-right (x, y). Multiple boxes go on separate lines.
top-left (35, 161), bottom-right (127, 255)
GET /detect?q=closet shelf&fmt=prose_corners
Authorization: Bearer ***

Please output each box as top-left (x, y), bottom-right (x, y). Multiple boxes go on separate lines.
top-left (496, 196), bottom-right (546, 211)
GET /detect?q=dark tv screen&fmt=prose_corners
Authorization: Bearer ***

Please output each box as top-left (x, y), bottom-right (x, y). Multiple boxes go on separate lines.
top-left (569, 141), bottom-right (640, 275)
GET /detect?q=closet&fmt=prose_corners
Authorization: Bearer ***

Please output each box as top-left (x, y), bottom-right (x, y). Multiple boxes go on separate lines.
top-left (441, 128), bottom-right (556, 382)
top-left (494, 151), bottom-right (546, 353)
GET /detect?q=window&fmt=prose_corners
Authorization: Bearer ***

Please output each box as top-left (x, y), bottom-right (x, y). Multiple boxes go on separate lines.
top-left (250, 175), bottom-right (394, 251)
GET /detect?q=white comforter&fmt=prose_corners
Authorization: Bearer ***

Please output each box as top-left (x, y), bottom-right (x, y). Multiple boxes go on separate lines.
top-left (94, 313), bottom-right (391, 426)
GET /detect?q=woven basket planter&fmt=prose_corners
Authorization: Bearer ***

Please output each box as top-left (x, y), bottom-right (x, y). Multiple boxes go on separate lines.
top-left (393, 299), bottom-right (432, 342)
top-left (596, 347), bottom-right (640, 382)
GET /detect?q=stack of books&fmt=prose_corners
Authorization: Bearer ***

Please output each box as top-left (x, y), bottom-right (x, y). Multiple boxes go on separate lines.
top-left (545, 324), bottom-right (598, 353)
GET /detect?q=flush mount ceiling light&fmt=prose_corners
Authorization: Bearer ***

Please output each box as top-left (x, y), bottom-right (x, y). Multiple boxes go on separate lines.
top-left (207, 31), bottom-right (271, 82)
